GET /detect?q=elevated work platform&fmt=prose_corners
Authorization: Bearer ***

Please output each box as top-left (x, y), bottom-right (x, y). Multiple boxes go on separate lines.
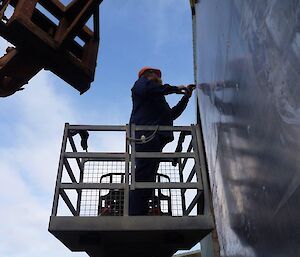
top-left (49, 124), bottom-right (214, 257)
top-left (50, 216), bottom-right (212, 257)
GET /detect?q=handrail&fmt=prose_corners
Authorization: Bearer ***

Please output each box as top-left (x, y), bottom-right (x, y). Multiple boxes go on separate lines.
top-left (51, 124), bottom-right (206, 217)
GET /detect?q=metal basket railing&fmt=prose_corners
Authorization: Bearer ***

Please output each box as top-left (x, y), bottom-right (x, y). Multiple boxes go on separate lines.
top-left (51, 124), bottom-right (211, 217)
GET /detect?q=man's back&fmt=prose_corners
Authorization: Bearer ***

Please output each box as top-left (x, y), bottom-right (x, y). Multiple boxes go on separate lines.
top-left (130, 76), bottom-right (174, 126)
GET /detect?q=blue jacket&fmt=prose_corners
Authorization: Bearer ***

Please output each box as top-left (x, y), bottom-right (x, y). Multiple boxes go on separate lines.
top-left (129, 77), bottom-right (189, 142)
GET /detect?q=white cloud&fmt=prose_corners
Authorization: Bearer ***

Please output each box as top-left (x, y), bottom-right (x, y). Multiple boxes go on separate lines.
top-left (142, 0), bottom-right (191, 51)
top-left (0, 42), bottom-right (87, 256)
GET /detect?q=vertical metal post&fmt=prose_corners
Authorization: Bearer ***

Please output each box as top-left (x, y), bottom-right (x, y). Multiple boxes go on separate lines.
top-left (56, 0), bottom-right (102, 45)
top-left (93, 7), bottom-right (100, 40)
top-left (68, 135), bottom-right (84, 174)
top-left (123, 124), bottom-right (130, 216)
top-left (82, 7), bottom-right (100, 67)
top-left (130, 124), bottom-right (136, 190)
top-left (191, 125), bottom-right (203, 190)
top-left (82, 37), bottom-right (99, 68)
top-left (191, 125), bottom-right (205, 216)
top-left (0, 0), bottom-right (10, 20)
top-left (179, 160), bottom-right (187, 214)
top-left (76, 159), bottom-right (85, 216)
top-left (13, 0), bottom-right (38, 19)
top-left (51, 123), bottom-right (69, 216)
top-left (194, 124), bottom-right (212, 216)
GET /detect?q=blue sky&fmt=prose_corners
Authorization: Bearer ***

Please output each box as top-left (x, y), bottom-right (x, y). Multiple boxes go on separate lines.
top-left (0, 1), bottom-right (195, 257)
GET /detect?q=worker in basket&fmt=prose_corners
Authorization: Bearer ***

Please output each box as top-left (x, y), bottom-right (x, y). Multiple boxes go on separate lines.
top-left (129, 67), bottom-right (195, 215)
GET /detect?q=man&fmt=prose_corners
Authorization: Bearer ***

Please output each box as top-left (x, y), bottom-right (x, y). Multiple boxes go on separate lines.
top-left (129, 67), bottom-right (194, 215)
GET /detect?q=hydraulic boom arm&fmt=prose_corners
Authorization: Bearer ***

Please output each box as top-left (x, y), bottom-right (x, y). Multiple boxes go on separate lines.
top-left (0, 0), bottom-right (103, 97)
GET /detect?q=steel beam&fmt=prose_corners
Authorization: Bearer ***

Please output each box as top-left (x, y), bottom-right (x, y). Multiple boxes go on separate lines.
top-left (68, 125), bottom-right (126, 131)
top-left (51, 123), bottom-right (69, 216)
top-left (123, 125), bottom-right (130, 216)
top-left (63, 158), bottom-right (78, 184)
top-left (64, 152), bottom-right (126, 160)
top-left (55, 0), bottom-right (102, 45)
top-left (39, 0), bottom-right (65, 18)
top-left (60, 189), bottom-right (78, 216)
top-left (135, 152), bottom-right (194, 159)
top-left (134, 182), bottom-right (201, 190)
top-left (61, 183), bottom-right (125, 190)
top-left (49, 215), bottom-right (213, 231)
top-left (135, 125), bottom-right (192, 132)
top-left (12, 0), bottom-right (37, 19)
top-left (130, 124), bottom-right (136, 190)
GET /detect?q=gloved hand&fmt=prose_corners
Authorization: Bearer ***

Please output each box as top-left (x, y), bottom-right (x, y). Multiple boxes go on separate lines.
top-left (182, 84), bottom-right (195, 98)
top-left (187, 84), bottom-right (196, 90)
top-left (176, 85), bottom-right (187, 94)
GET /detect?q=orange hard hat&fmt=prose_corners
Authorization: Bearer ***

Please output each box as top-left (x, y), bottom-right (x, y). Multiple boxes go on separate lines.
top-left (138, 67), bottom-right (162, 78)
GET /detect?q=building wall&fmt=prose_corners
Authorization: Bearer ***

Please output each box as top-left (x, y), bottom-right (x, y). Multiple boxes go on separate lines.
top-left (194, 1), bottom-right (300, 256)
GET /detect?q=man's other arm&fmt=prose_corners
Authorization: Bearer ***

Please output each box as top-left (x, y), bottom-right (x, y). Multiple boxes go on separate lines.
top-left (171, 86), bottom-right (194, 120)
top-left (171, 95), bottom-right (190, 120)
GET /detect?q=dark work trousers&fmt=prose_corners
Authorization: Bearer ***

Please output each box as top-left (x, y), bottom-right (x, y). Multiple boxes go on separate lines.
top-left (129, 134), bottom-right (168, 215)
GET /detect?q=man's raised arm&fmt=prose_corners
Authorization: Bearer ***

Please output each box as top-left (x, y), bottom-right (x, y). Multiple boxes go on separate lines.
top-left (171, 85), bottom-right (195, 120)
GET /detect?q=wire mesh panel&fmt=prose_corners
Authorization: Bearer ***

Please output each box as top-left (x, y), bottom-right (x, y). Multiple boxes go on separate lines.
top-left (83, 161), bottom-right (126, 183)
top-left (79, 160), bottom-right (192, 216)
top-left (80, 189), bottom-right (99, 216)
top-left (98, 173), bottom-right (125, 216)
top-left (80, 161), bottom-right (125, 216)
top-left (155, 162), bottom-right (182, 216)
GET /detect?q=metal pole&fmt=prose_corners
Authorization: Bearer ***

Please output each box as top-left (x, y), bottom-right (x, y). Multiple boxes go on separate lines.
top-left (194, 124), bottom-right (213, 217)
top-left (190, 125), bottom-right (205, 216)
top-left (51, 123), bottom-right (69, 216)
top-left (191, 125), bottom-right (204, 190)
top-left (179, 160), bottom-right (187, 214)
top-left (130, 124), bottom-right (136, 190)
top-left (76, 159), bottom-right (84, 216)
top-left (123, 124), bottom-right (130, 216)
top-left (68, 135), bottom-right (84, 173)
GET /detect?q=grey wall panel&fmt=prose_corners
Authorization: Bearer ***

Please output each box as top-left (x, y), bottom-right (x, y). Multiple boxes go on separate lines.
top-left (194, 1), bottom-right (300, 256)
